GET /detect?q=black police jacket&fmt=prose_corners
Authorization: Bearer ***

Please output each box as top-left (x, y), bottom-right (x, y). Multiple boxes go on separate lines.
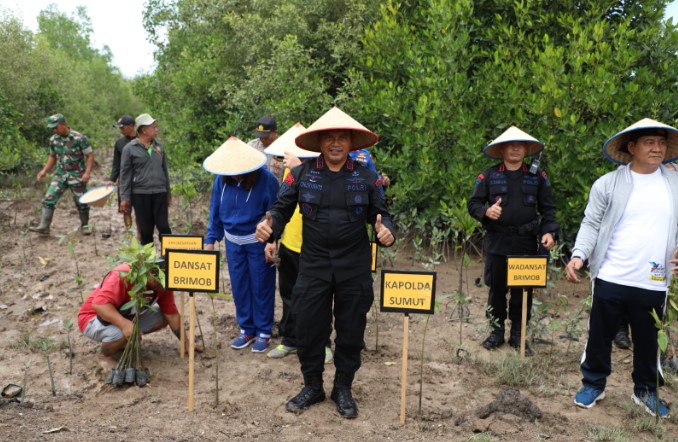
top-left (467, 162), bottom-right (559, 255)
top-left (269, 155), bottom-right (395, 283)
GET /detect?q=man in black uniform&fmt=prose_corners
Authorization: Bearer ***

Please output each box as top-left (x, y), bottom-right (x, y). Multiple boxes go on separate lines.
top-left (255, 107), bottom-right (395, 418)
top-left (107, 115), bottom-right (136, 230)
top-left (468, 126), bottom-right (558, 355)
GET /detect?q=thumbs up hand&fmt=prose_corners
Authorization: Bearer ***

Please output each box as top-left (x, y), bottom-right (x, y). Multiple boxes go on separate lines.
top-left (255, 211), bottom-right (274, 242)
top-left (485, 197), bottom-right (502, 220)
top-left (375, 213), bottom-right (394, 246)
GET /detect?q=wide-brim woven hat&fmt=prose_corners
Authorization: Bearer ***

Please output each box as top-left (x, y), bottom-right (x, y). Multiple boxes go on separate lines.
top-left (78, 185), bottom-right (115, 207)
top-left (295, 106), bottom-right (379, 152)
top-left (482, 126), bottom-right (544, 159)
top-left (203, 136), bottom-right (266, 176)
top-left (264, 123), bottom-right (319, 159)
top-left (602, 118), bottom-right (678, 165)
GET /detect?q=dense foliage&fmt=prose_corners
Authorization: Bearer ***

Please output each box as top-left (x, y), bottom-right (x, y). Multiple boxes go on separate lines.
top-left (2, 1), bottom-right (677, 246)
top-left (349, 0), bottom-right (678, 240)
top-left (0, 6), bottom-right (143, 178)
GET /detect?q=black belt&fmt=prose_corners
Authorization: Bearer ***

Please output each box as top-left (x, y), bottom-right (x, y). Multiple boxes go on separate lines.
top-left (488, 222), bottom-right (537, 236)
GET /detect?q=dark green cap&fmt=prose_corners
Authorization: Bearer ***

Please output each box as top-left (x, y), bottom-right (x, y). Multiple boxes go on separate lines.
top-left (47, 113), bottom-right (66, 129)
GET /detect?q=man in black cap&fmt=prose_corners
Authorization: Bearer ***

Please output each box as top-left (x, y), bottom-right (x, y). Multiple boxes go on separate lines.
top-left (248, 116), bottom-right (282, 178)
top-left (107, 115), bottom-right (136, 230)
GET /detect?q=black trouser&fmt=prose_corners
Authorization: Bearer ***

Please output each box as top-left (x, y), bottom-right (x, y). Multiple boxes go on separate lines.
top-left (581, 278), bottom-right (665, 394)
top-left (484, 253), bottom-right (532, 331)
top-left (294, 273), bottom-right (373, 387)
top-left (278, 244), bottom-right (300, 347)
top-left (131, 192), bottom-right (171, 245)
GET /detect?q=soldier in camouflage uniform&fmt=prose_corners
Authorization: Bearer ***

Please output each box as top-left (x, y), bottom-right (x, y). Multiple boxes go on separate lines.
top-left (30, 113), bottom-right (94, 235)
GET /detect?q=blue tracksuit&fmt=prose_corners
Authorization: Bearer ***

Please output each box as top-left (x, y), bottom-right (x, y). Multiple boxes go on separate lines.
top-left (205, 168), bottom-right (279, 338)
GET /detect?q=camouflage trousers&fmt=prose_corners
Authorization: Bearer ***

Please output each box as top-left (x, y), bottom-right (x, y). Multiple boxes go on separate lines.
top-left (42, 173), bottom-right (89, 214)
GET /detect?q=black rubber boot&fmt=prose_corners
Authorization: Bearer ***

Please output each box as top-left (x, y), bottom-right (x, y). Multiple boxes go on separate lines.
top-left (79, 211), bottom-right (92, 235)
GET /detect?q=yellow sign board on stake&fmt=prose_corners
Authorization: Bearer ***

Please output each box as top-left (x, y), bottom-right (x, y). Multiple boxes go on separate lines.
top-left (160, 235), bottom-right (205, 358)
top-left (506, 256), bottom-right (548, 360)
top-left (379, 270), bottom-right (436, 425)
top-left (163, 249), bottom-right (220, 412)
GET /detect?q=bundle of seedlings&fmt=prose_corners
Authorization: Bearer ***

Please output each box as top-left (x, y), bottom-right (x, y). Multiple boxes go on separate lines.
top-left (105, 238), bottom-right (165, 387)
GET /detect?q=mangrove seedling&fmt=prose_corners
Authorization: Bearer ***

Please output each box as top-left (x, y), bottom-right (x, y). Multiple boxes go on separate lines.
top-left (58, 232), bottom-right (84, 302)
top-left (109, 237), bottom-right (165, 387)
top-left (62, 318), bottom-right (74, 374)
top-left (37, 339), bottom-right (55, 396)
top-left (207, 292), bottom-right (232, 406)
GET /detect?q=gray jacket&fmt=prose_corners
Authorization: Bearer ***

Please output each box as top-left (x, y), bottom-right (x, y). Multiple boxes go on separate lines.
top-left (119, 138), bottom-right (171, 201)
top-left (571, 163), bottom-right (678, 282)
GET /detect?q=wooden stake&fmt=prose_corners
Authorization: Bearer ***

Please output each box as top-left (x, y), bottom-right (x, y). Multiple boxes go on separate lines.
top-left (520, 289), bottom-right (527, 360)
top-left (188, 292), bottom-right (195, 412)
top-left (400, 313), bottom-right (409, 426)
top-left (180, 292), bottom-right (185, 359)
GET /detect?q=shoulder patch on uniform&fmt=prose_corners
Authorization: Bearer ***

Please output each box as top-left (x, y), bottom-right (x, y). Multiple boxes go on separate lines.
top-left (541, 170), bottom-right (550, 186)
top-left (375, 178), bottom-right (382, 188)
top-left (284, 173), bottom-right (295, 186)
top-left (474, 173), bottom-right (485, 186)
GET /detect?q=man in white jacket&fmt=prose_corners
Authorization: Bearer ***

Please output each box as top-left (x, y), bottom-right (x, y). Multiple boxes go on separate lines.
top-left (566, 118), bottom-right (678, 418)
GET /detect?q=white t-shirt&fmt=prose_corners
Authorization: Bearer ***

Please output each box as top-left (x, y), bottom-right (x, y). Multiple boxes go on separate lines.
top-left (598, 168), bottom-right (670, 290)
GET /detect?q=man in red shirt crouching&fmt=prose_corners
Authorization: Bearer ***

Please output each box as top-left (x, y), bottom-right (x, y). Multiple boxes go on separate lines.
top-left (78, 263), bottom-right (198, 368)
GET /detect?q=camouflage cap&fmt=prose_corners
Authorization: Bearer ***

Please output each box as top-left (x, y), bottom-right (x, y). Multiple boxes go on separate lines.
top-left (47, 113), bottom-right (66, 129)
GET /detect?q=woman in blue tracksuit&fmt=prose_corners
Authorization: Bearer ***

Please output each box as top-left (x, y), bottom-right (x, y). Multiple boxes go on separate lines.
top-left (204, 137), bottom-right (280, 353)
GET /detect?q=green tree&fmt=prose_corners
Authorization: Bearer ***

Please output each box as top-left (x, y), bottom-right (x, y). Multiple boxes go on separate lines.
top-left (349, 0), bottom-right (678, 241)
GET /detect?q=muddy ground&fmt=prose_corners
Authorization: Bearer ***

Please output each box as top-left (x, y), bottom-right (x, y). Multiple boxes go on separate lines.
top-left (2, 155), bottom-right (678, 441)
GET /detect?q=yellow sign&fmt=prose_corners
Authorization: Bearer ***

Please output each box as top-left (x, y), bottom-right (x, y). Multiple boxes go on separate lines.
top-left (161, 234), bottom-right (204, 256)
top-left (506, 256), bottom-right (548, 287)
top-left (166, 250), bottom-right (220, 293)
top-left (370, 241), bottom-right (378, 273)
top-left (380, 270), bottom-right (436, 314)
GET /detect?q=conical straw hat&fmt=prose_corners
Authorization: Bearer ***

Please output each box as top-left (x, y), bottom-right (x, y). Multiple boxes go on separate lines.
top-left (78, 185), bottom-right (115, 207)
top-left (203, 136), bottom-right (266, 176)
top-left (295, 106), bottom-right (379, 152)
top-left (482, 126), bottom-right (544, 159)
top-left (264, 123), bottom-right (319, 159)
top-left (602, 118), bottom-right (678, 165)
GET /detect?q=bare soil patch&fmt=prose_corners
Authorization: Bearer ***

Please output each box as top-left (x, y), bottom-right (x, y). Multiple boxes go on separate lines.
top-left (1, 163), bottom-right (677, 441)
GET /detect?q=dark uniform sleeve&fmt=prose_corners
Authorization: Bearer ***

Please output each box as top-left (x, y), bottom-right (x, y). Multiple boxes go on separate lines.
top-left (468, 170), bottom-right (490, 223)
top-left (110, 139), bottom-right (124, 182)
top-left (269, 165), bottom-right (303, 241)
top-left (367, 174), bottom-right (396, 247)
top-left (119, 144), bottom-right (133, 201)
top-left (537, 169), bottom-right (559, 236)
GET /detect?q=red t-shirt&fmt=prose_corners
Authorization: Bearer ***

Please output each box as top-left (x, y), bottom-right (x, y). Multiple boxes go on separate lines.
top-left (78, 263), bottom-right (178, 332)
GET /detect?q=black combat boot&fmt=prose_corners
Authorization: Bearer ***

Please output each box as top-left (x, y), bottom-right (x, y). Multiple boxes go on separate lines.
top-left (286, 384), bottom-right (325, 413)
top-left (613, 323), bottom-right (631, 349)
top-left (331, 372), bottom-right (358, 419)
top-left (482, 327), bottom-right (505, 350)
top-left (508, 325), bottom-right (533, 356)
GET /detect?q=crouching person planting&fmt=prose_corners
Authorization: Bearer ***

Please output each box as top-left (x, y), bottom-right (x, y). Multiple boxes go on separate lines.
top-left (78, 259), bottom-right (200, 384)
